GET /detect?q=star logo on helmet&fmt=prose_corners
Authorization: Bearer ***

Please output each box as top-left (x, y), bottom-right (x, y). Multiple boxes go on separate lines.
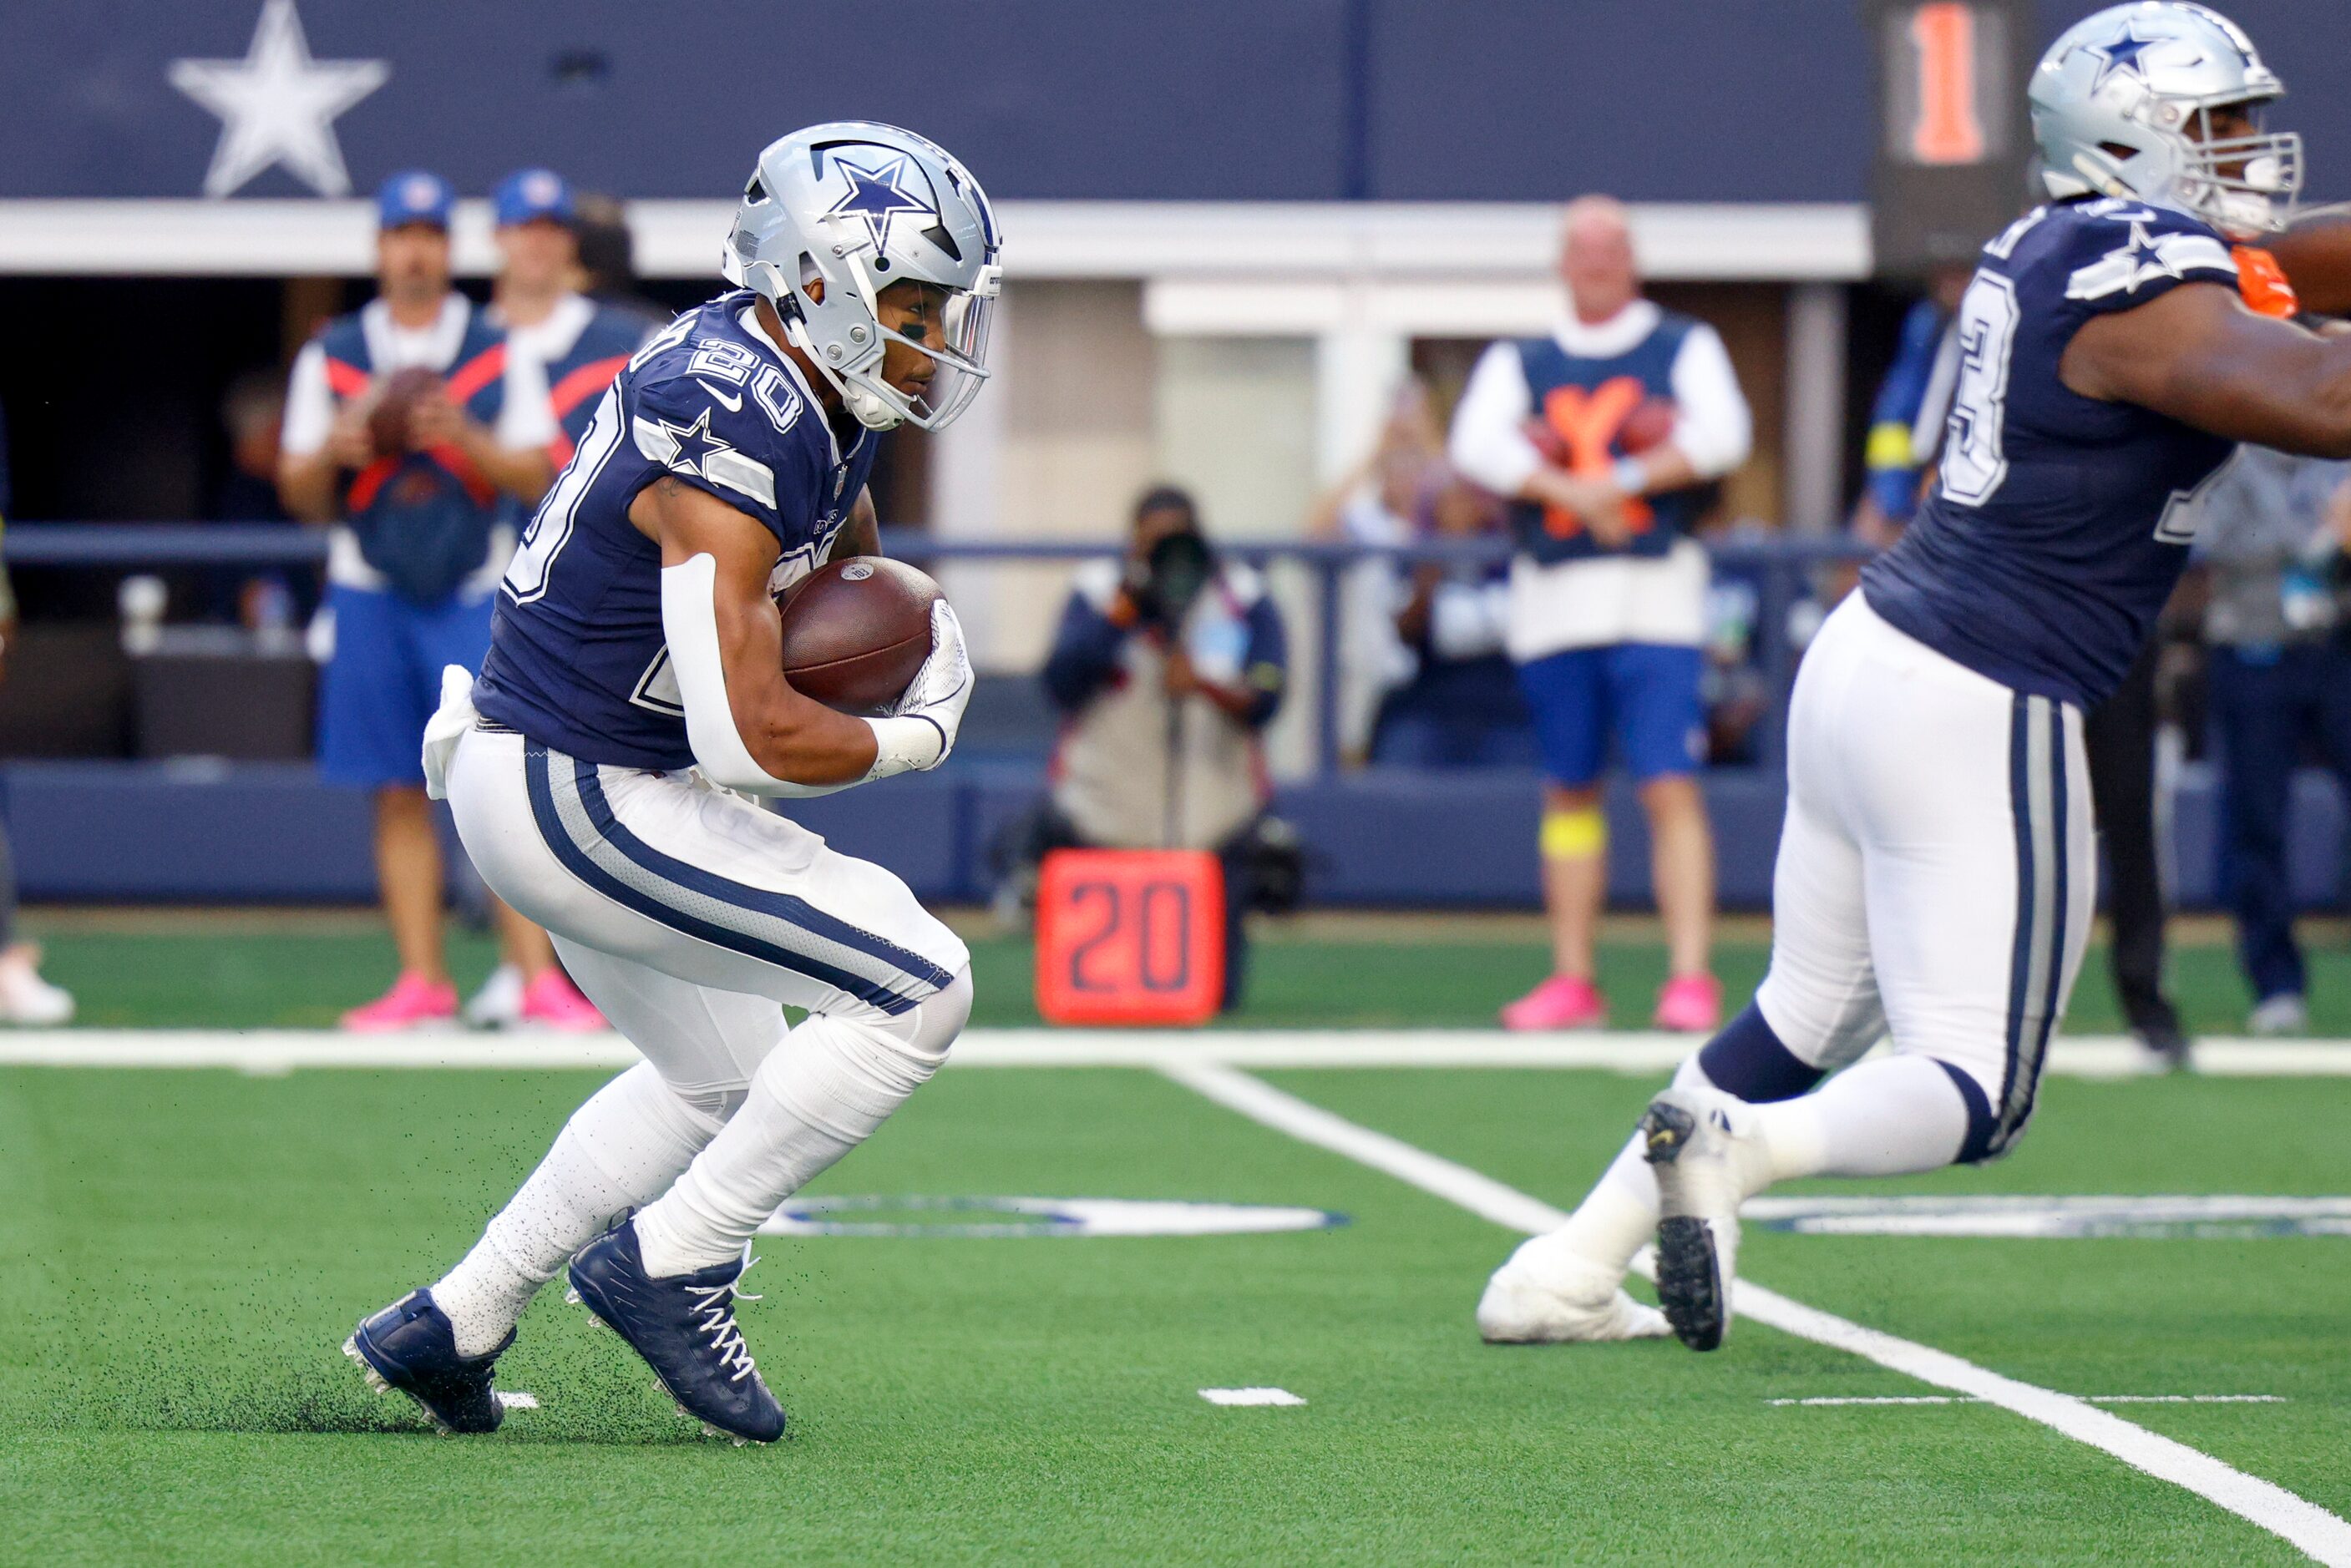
top-left (2078, 24), bottom-right (2190, 92)
top-left (823, 154), bottom-right (935, 255)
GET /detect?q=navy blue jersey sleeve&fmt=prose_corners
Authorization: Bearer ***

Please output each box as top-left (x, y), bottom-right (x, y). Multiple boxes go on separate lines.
top-left (1236, 593), bottom-right (1287, 729)
top-left (625, 361), bottom-right (821, 548)
top-left (2048, 200), bottom-right (2240, 319)
top-left (1042, 589), bottom-right (1131, 713)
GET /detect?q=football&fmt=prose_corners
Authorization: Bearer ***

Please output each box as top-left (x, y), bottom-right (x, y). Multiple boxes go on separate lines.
top-left (367, 366), bottom-right (443, 458)
top-left (1617, 394), bottom-right (1677, 454)
top-left (775, 555), bottom-right (944, 714)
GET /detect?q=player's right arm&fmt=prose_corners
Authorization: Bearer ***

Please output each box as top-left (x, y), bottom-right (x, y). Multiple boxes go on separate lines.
top-left (636, 475), bottom-right (879, 789)
top-left (634, 476), bottom-right (965, 793)
top-left (2063, 281), bottom-right (2351, 458)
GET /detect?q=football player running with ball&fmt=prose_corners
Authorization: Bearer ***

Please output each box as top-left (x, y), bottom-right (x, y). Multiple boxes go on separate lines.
top-left (345, 124), bottom-right (999, 1443)
top-left (1482, 3), bottom-right (2351, 1353)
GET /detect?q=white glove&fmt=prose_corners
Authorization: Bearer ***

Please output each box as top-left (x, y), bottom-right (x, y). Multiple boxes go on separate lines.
top-left (420, 665), bottom-right (479, 801)
top-left (864, 599), bottom-right (974, 779)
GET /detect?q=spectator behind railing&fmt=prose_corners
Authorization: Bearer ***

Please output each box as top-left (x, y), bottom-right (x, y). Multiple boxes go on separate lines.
top-left (205, 372), bottom-right (310, 635)
top-left (1447, 194), bottom-right (1752, 1035)
top-left (1304, 377), bottom-right (1447, 764)
top-left (1366, 475), bottom-right (1533, 768)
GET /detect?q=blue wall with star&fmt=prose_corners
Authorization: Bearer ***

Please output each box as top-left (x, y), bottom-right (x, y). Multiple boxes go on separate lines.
top-left (2, 0), bottom-right (2345, 204)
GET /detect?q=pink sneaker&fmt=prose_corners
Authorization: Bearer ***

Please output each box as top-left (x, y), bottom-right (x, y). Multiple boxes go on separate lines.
top-left (341, 973), bottom-right (459, 1034)
top-left (519, 969), bottom-right (608, 1033)
top-left (1500, 974), bottom-right (1609, 1031)
top-left (1654, 974), bottom-right (1723, 1033)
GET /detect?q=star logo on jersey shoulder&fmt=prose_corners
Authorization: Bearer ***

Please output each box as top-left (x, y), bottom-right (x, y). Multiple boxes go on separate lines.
top-left (631, 405), bottom-right (778, 510)
top-left (2065, 220), bottom-right (2236, 302)
top-left (641, 408), bottom-right (734, 478)
top-left (823, 153), bottom-right (935, 255)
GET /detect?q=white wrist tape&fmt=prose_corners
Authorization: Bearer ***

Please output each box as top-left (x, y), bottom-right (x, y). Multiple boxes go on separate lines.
top-left (660, 554), bottom-right (806, 797)
top-left (862, 714), bottom-right (946, 781)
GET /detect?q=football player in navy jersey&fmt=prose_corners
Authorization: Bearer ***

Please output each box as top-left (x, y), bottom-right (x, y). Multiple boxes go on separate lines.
top-left (345, 124), bottom-right (999, 1443)
top-left (1482, 3), bottom-right (2351, 1353)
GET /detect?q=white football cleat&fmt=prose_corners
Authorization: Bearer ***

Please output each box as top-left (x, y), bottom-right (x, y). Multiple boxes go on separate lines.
top-left (0, 945), bottom-right (73, 1025)
top-left (1477, 1239), bottom-right (1669, 1343)
top-left (464, 964), bottom-right (524, 1029)
top-left (1640, 1085), bottom-right (1773, 1352)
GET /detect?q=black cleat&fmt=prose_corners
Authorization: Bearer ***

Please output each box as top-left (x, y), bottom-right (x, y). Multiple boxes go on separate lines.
top-left (1649, 1216), bottom-right (1729, 1352)
top-left (566, 1218), bottom-right (785, 1445)
top-left (2133, 1016), bottom-right (2192, 1074)
top-left (1639, 1093), bottom-right (1740, 1353)
top-left (345, 1288), bottom-right (511, 1434)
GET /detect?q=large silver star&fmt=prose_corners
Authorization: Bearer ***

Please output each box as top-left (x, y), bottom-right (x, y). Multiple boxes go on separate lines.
top-left (169, 0), bottom-right (388, 198)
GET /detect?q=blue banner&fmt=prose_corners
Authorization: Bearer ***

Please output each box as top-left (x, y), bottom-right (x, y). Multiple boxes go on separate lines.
top-left (2, 0), bottom-right (2342, 203)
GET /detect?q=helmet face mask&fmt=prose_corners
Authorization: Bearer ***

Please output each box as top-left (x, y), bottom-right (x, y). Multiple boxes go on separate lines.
top-left (2029, 3), bottom-right (2301, 238)
top-left (722, 124), bottom-right (1002, 431)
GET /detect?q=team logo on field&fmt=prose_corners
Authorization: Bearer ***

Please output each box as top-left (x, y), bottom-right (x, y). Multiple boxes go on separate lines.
top-left (759, 1195), bottom-right (1347, 1238)
top-left (1746, 1194), bottom-right (2351, 1239)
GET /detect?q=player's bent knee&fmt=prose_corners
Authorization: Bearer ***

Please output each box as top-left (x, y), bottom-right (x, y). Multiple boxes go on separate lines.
top-left (904, 967), bottom-right (973, 1060)
top-left (1928, 1058), bottom-right (2005, 1164)
top-left (1694, 1003), bottom-right (1826, 1104)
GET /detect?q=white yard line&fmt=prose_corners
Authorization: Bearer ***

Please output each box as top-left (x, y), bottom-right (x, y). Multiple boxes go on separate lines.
top-left (8, 1027), bottom-right (2351, 1076)
top-left (1772, 1394), bottom-right (2288, 1407)
top-left (1158, 1059), bottom-right (2351, 1568)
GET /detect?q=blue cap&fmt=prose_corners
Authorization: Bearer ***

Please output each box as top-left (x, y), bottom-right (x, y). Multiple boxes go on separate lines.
top-left (493, 167), bottom-right (575, 228)
top-left (377, 169), bottom-right (453, 230)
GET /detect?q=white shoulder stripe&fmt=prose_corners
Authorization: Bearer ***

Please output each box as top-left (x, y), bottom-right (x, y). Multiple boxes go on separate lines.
top-left (2066, 231), bottom-right (2237, 302)
top-left (703, 448), bottom-right (777, 510)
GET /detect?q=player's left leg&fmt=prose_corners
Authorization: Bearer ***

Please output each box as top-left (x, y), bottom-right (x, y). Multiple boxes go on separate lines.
top-left (348, 948), bottom-right (781, 1433)
top-left (1482, 606), bottom-right (1888, 1343)
top-left (1639, 609), bottom-right (2096, 1349)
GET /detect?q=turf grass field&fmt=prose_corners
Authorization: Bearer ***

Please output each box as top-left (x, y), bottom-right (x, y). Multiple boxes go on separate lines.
top-left (22, 909), bottom-right (2351, 1034)
top-left (8, 913), bottom-right (2351, 1563)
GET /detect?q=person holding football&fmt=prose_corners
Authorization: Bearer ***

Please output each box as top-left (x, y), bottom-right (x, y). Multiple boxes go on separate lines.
top-left (1448, 195), bottom-right (1754, 1035)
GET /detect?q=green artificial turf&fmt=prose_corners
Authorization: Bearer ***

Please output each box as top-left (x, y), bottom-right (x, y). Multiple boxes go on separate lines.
top-left (4, 1059), bottom-right (2348, 1563)
top-left (22, 917), bottom-right (2351, 1034)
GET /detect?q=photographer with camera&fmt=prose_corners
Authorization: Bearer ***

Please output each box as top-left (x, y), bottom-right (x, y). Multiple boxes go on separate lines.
top-left (1037, 486), bottom-right (1290, 1010)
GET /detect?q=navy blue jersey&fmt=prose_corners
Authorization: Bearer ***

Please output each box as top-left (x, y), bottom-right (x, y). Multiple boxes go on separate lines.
top-left (1862, 199), bottom-right (2242, 709)
top-left (474, 290), bottom-right (881, 769)
top-left (1507, 315), bottom-right (1701, 566)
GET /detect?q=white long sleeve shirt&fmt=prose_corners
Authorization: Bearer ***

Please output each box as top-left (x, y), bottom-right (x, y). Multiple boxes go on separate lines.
top-left (1447, 300), bottom-right (1751, 660)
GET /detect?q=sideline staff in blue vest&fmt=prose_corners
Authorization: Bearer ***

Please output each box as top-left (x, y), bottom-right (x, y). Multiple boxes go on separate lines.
top-left (278, 170), bottom-right (572, 1033)
top-left (1451, 195), bottom-right (1752, 1036)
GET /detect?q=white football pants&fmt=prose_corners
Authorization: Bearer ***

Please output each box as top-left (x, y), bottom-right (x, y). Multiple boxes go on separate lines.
top-left (1753, 592), bottom-right (2095, 1160)
top-left (441, 724), bottom-right (971, 1284)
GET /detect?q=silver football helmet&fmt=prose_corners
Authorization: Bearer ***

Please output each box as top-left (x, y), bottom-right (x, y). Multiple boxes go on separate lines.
top-left (2029, 3), bottom-right (2299, 238)
top-left (722, 122), bottom-right (1002, 431)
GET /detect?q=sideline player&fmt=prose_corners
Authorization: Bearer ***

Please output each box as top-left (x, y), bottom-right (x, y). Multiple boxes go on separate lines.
top-left (463, 166), bottom-right (655, 1027)
top-left (1479, 2), bottom-right (2351, 1352)
top-left (345, 123), bottom-right (999, 1442)
top-left (1449, 197), bottom-right (1752, 1035)
top-left (278, 171), bottom-right (592, 1032)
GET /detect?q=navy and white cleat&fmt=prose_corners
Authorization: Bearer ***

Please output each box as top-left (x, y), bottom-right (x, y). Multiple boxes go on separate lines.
top-left (566, 1219), bottom-right (785, 1445)
top-left (344, 1288), bottom-right (511, 1434)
